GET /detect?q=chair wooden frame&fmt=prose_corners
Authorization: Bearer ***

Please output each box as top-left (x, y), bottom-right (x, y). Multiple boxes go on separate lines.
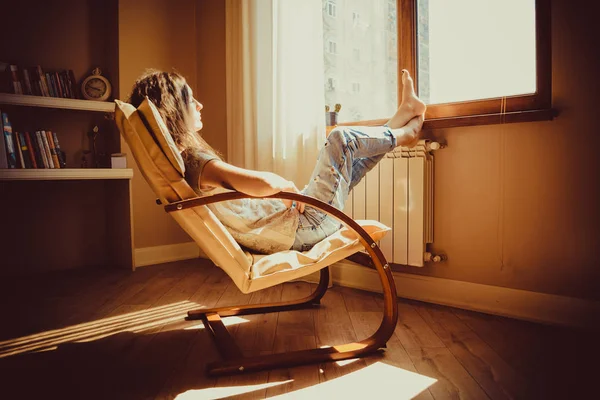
top-left (165, 191), bottom-right (398, 376)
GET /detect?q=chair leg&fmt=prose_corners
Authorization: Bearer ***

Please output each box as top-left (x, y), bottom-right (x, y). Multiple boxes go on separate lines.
top-left (192, 243), bottom-right (398, 377)
top-left (186, 267), bottom-right (330, 320)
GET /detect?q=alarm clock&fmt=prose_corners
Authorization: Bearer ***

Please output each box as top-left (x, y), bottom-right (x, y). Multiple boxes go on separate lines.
top-left (81, 67), bottom-right (112, 101)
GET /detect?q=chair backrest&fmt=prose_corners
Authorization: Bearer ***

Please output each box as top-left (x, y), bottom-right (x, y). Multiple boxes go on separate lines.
top-left (114, 98), bottom-right (253, 286)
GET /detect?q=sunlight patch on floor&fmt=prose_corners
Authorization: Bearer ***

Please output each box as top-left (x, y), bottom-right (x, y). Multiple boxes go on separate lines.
top-left (0, 301), bottom-right (247, 358)
top-left (183, 316), bottom-right (249, 330)
top-left (271, 362), bottom-right (436, 399)
top-left (335, 357), bottom-right (360, 367)
top-left (175, 380), bottom-right (293, 399)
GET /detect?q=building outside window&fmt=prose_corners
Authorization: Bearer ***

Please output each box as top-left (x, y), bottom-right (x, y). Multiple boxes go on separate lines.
top-left (322, 0), bottom-right (398, 123)
top-left (327, 40), bottom-right (337, 54)
top-left (327, 1), bottom-right (337, 18)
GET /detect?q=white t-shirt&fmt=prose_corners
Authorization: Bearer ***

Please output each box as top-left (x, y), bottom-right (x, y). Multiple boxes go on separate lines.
top-left (184, 149), bottom-right (299, 254)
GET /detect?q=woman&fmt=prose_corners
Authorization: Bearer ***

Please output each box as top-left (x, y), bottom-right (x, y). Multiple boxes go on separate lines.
top-left (128, 69), bottom-right (426, 254)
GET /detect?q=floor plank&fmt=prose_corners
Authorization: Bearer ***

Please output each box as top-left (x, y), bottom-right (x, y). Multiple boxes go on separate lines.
top-left (314, 288), bottom-right (369, 383)
top-left (265, 282), bottom-right (321, 397)
top-left (417, 303), bottom-right (528, 400)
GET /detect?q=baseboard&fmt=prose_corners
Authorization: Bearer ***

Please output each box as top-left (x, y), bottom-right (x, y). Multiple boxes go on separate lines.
top-left (134, 242), bottom-right (201, 268)
top-left (332, 260), bottom-right (600, 330)
top-left (133, 247), bottom-right (599, 329)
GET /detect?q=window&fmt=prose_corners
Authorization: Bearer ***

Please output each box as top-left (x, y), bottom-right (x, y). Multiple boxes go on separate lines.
top-left (326, 77), bottom-right (336, 91)
top-left (322, 0), bottom-right (398, 123)
top-left (401, 0), bottom-right (552, 128)
top-left (323, 0), bottom-right (552, 128)
top-left (327, 1), bottom-right (337, 18)
top-left (327, 40), bottom-right (337, 54)
top-left (352, 12), bottom-right (360, 27)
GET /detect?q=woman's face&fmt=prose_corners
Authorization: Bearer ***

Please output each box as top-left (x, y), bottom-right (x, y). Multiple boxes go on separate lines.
top-left (186, 85), bottom-right (203, 132)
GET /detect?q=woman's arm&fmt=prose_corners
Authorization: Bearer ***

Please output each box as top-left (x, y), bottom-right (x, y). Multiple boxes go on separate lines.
top-left (200, 160), bottom-right (305, 212)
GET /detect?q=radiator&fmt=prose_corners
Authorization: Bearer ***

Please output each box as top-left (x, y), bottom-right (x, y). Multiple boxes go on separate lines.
top-left (343, 140), bottom-right (443, 267)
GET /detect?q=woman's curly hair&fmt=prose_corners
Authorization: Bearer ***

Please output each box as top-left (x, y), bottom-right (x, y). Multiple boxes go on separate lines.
top-left (127, 69), bottom-right (221, 166)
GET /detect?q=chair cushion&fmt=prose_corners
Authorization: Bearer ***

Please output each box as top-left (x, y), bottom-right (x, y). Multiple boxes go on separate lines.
top-left (137, 98), bottom-right (186, 176)
top-left (115, 98), bottom-right (197, 204)
top-left (243, 220), bottom-right (390, 293)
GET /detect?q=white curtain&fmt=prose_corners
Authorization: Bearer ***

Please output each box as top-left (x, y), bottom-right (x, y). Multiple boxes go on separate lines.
top-left (225, 0), bottom-right (326, 188)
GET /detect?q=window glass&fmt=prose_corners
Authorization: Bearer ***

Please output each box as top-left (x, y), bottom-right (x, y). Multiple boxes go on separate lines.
top-left (323, 0), bottom-right (398, 123)
top-left (417, 0), bottom-right (536, 105)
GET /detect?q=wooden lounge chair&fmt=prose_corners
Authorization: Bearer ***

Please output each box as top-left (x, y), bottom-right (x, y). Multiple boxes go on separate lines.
top-left (114, 97), bottom-right (398, 376)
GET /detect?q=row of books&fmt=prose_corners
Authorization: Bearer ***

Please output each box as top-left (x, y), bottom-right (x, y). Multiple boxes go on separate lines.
top-left (2, 62), bottom-right (79, 99)
top-left (0, 111), bottom-right (66, 169)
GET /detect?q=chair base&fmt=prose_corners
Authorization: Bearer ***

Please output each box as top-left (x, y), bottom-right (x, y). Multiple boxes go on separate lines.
top-left (186, 266), bottom-right (393, 376)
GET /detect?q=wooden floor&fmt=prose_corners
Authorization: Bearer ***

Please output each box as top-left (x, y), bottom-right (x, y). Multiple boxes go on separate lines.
top-left (0, 259), bottom-right (596, 400)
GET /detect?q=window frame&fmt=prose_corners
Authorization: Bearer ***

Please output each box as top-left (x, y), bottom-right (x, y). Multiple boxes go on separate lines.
top-left (327, 39), bottom-right (337, 54)
top-left (333, 0), bottom-right (555, 130)
top-left (352, 11), bottom-right (360, 27)
top-left (327, 1), bottom-right (337, 18)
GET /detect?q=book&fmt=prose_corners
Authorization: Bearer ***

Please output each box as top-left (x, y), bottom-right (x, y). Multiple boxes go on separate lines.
top-left (2, 112), bottom-right (17, 168)
top-left (0, 109), bottom-right (7, 168)
top-left (22, 68), bottom-right (33, 95)
top-left (51, 131), bottom-right (66, 168)
top-left (50, 73), bottom-right (59, 98)
top-left (30, 132), bottom-right (45, 168)
top-left (35, 131), bottom-right (49, 168)
top-left (45, 73), bottom-right (55, 97)
top-left (9, 65), bottom-right (23, 95)
top-left (24, 67), bottom-right (38, 96)
top-left (60, 71), bottom-right (72, 98)
top-left (45, 130), bottom-right (61, 168)
top-left (68, 70), bottom-right (78, 99)
top-left (55, 71), bottom-right (65, 98)
top-left (36, 66), bottom-right (50, 97)
top-left (40, 130), bottom-right (54, 168)
top-left (14, 131), bottom-right (25, 168)
top-left (23, 131), bottom-right (38, 168)
top-left (31, 67), bottom-right (43, 96)
top-left (0, 62), bottom-right (13, 94)
top-left (18, 132), bottom-right (33, 168)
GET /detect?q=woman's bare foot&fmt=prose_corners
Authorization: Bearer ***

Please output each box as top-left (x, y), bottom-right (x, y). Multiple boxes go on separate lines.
top-left (393, 114), bottom-right (424, 147)
top-left (386, 70), bottom-right (427, 129)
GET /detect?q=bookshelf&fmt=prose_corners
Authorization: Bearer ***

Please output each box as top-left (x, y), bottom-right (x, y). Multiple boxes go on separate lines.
top-left (1, 0), bottom-right (133, 274)
top-left (0, 168), bottom-right (132, 181)
top-left (0, 93), bottom-right (115, 112)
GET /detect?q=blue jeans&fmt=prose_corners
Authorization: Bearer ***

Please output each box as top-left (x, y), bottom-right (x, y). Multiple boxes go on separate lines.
top-left (291, 126), bottom-right (396, 251)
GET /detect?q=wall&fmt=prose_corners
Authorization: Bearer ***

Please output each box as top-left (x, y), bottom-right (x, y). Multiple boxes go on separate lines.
top-left (118, 0), bottom-right (199, 248)
top-left (195, 1), bottom-right (228, 159)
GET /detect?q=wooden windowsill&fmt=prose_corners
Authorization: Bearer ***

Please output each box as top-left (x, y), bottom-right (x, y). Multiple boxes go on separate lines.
top-left (327, 108), bottom-right (557, 135)
top-left (421, 108), bottom-right (558, 130)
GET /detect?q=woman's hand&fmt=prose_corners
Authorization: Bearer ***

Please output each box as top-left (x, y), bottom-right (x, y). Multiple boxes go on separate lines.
top-left (263, 173), bottom-right (306, 213)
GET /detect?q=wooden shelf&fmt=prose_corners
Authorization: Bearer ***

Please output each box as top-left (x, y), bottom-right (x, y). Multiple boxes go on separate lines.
top-left (0, 93), bottom-right (115, 112)
top-left (0, 168), bottom-right (133, 181)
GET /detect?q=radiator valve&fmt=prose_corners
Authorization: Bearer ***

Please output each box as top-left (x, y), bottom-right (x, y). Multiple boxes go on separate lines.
top-left (425, 140), bottom-right (447, 152)
top-left (424, 252), bottom-right (447, 263)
